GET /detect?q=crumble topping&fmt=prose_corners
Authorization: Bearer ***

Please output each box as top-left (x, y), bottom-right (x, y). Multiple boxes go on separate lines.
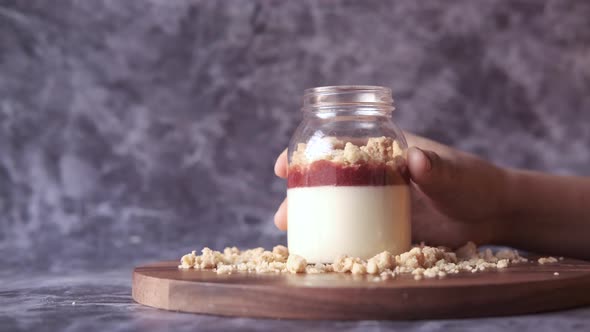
top-left (179, 242), bottom-right (534, 279)
top-left (291, 136), bottom-right (404, 167)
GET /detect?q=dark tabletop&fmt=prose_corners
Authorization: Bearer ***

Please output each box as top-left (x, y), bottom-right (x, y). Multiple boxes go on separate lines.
top-left (2, 268), bottom-right (590, 332)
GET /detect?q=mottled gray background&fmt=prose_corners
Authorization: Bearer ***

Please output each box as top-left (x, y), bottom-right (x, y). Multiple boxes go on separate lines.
top-left (1, 0), bottom-right (589, 272)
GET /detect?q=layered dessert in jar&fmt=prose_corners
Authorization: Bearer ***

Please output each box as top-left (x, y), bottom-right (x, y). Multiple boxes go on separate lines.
top-left (287, 136), bottom-right (411, 263)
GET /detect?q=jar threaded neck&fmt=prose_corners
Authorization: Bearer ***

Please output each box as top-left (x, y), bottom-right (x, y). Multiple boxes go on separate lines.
top-left (303, 85), bottom-right (394, 113)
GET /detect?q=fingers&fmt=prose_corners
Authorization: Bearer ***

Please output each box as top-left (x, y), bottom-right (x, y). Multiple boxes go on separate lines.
top-left (274, 148), bottom-right (288, 179)
top-left (274, 197), bottom-right (288, 231)
top-left (274, 149), bottom-right (288, 230)
top-left (407, 147), bottom-right (457, 195)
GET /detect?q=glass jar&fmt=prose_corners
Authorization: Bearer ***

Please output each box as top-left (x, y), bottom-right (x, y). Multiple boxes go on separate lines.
top-left (287, 86), bottom-right (411, 263)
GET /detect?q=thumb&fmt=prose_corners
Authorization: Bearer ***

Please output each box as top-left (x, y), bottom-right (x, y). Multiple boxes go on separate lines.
top-left (407, 146), bottom-right (458, 195)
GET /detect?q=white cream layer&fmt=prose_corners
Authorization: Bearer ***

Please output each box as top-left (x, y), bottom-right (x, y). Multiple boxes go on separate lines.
top-left (287, 185), bottom-right (411, 263)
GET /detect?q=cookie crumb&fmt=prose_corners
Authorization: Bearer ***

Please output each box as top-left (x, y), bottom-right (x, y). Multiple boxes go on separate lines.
top-left (216, 265), bottom-right (235, 274)
top-left (286, 254), bottom-right (307, 273)
top-left (351, 262), bottom-right (367, 275)
top-left (496, 259), bottom-right (509, 269)
top-left (272, 245), bottom-right (289, 261)
top-left (538, 257), bottom-right (558, 265)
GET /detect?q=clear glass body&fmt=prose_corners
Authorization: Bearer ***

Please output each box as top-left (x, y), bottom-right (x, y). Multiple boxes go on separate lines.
top-left (287, 86), bottom-right (411, 263)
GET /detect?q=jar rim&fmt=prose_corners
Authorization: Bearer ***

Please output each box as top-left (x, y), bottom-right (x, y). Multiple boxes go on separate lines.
top-left (303, 85), bottom-right (394, 112)
top-left (303, 85), bottom-right (392, 95)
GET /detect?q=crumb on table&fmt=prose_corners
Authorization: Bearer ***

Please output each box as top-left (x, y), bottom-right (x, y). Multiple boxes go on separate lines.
top-left (538, 257), bottom-right (558, 265)
top-left (177, 242), bottom-right (531, 280)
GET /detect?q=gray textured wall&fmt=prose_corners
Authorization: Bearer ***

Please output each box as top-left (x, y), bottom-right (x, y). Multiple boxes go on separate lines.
top-left (1, 0), bottom-right (589, 271)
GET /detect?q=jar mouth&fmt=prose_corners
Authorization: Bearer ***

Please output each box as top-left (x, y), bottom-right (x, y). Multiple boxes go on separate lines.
top-left (303, 85), bottom-right (394, 112)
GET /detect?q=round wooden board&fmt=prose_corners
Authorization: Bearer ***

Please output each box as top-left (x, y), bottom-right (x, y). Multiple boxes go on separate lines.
top-left (132, 257), bottom-right (590, 320)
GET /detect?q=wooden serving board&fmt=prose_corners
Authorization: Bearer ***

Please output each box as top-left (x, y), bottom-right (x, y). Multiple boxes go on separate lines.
top-left (132, 257), bottom-right (590, 320)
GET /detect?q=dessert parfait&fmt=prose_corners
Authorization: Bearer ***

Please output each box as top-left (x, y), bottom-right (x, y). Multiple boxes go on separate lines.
top-left (287, 136), bottom-right (411, 263)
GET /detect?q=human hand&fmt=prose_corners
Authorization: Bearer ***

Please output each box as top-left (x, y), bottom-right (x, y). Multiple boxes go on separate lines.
top-left (273, 133), bottom-right (510, 248)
